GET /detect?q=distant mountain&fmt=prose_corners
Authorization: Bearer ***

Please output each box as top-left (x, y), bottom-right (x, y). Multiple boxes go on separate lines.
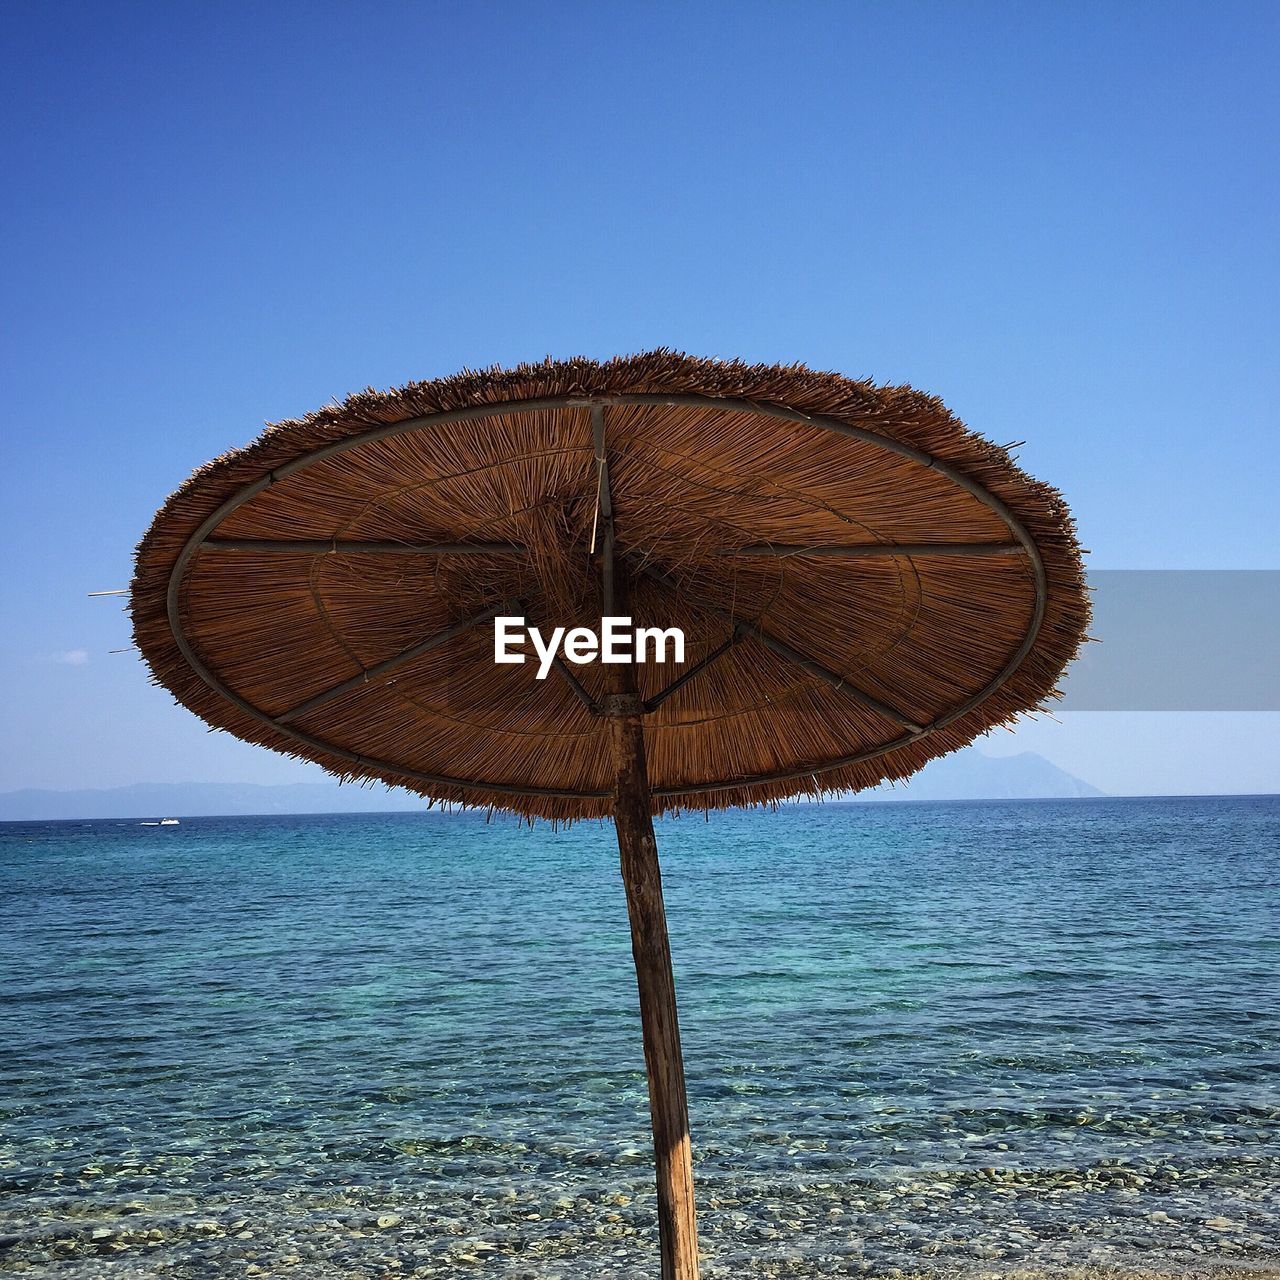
top-left (0, 750), bottom-right (1102, 821)
top-left (0, 781), bottom-right (425, 822)
top-left (852, 749), bottom-right (1103, 802)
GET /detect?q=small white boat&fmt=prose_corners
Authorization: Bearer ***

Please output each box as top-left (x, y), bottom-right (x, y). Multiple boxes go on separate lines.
top-left (140, 818), bottom-right (181, 826)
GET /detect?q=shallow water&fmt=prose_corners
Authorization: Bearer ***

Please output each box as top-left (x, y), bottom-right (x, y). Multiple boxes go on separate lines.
top-left (2, 797), bottom-right (1278, 1276)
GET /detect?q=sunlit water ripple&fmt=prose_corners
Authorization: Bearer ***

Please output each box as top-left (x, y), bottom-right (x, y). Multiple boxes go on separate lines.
top-left (2, 797), bottom-right (1278, 1276)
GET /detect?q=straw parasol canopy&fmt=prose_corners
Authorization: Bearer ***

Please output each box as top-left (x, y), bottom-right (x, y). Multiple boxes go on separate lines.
top-left (130, 352), bottom-right (1089, 1279)
top-left (132, 352), bottom-right (1087, 820)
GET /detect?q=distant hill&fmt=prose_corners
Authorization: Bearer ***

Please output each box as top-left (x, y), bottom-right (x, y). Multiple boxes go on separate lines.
top-left (851, 749), bottom-right (1103, 802)
top-left (0, 749), bottom-right (1102, 821)
top-left (0, 780), bottom-right (422, 822)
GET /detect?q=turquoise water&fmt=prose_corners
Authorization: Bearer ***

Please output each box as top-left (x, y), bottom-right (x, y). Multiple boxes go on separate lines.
top-left (2, 797), bottom-right (1278, 1277)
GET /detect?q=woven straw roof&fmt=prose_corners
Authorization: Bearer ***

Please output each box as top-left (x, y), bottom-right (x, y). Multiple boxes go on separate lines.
top-left (131, 352), bottom-right (1089, 820)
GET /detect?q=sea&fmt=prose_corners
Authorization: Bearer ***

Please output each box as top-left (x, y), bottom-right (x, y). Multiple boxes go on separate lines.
top-left (2, 796), bottom-right (1278, 1278)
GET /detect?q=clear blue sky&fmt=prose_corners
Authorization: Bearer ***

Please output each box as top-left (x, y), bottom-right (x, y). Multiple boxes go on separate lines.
top-left (2, 1), bottom-right (1276, 796)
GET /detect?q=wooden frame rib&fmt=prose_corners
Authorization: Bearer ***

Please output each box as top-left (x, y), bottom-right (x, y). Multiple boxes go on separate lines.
top-left (202, 539), bottom-right (526, 555)
top-left (721, 542), bottom-right (1026, 558)
top-left (275, 597), bottom-right (521, 726)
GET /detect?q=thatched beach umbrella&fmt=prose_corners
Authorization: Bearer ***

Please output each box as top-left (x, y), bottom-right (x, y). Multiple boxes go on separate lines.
top-left (131, 353), bottom-right (1088, 1279)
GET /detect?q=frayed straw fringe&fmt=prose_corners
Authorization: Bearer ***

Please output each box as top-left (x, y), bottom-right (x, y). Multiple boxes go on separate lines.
top-left (131, 351), bottom-right (1089, 821)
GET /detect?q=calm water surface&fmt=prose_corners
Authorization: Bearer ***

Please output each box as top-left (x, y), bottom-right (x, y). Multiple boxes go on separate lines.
top-left (2, 797), bottom-right (1278, 1277)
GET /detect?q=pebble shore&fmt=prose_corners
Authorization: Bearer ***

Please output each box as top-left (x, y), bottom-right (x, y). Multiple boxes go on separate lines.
top-left (3, 1156), bottom-right (1277, 1278)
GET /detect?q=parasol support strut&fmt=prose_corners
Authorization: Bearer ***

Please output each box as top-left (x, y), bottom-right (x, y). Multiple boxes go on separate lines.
top-left (643, 631), bottom-right (741, 713)
top-left (636, 561), bottom-right (924, 733)
top-left (591, 401), bottom-right (616, 616)
top-left (596, 403), bottom-right (701, 1280)
top-left (550, 653), bottom-right (600, 714)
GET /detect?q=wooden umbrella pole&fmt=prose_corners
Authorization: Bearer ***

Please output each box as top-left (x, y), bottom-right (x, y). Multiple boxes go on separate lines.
top-left (605, 673), bottom-right (701, 1280)
top-left (595, 402), bottom-right (697, 1278)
